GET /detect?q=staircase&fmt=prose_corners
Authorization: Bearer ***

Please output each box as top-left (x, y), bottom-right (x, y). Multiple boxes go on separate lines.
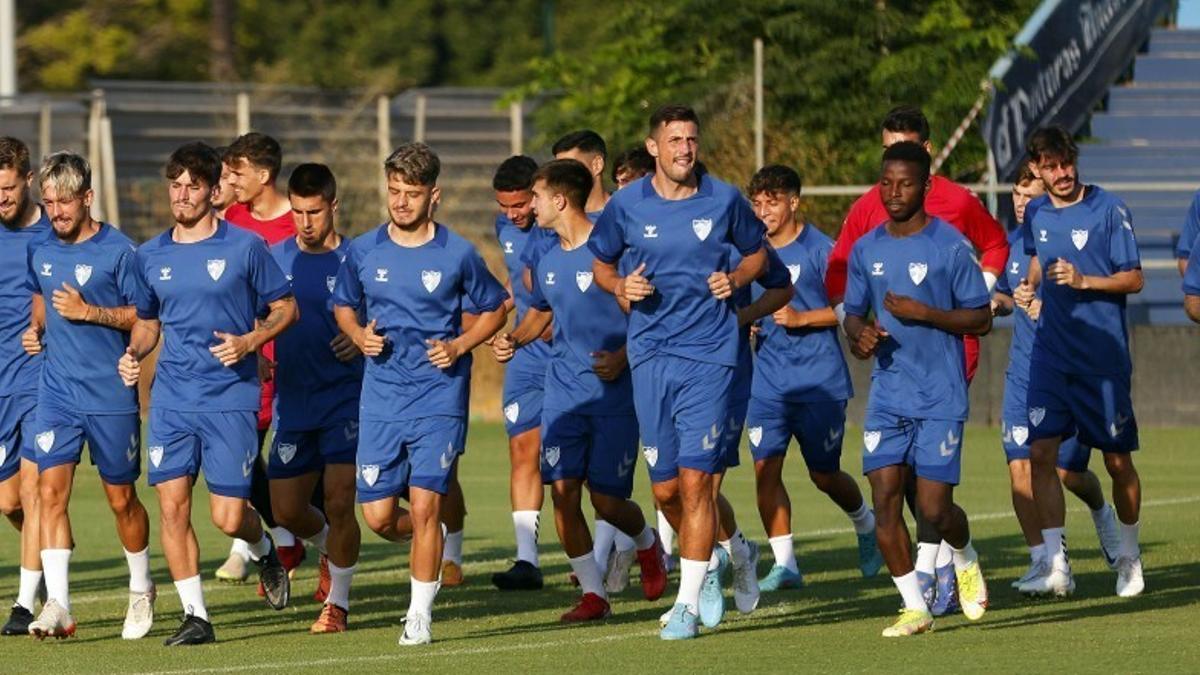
top-left (1082, 28), bottom-right (1200, 325)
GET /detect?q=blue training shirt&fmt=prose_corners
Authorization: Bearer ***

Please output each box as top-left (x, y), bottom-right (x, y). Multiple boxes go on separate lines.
top-left (333, 223), bottom-right (508, 421)
top-left (496, 214), bottom-right (553, 400)
top-left (1182, 240), bottom-right (1200, 296)
top-left (1020, 186), bottom-right (1140, 376)
top-left (270, 237), bottom-right (363, 430)
top-left (133, 220), bottom-right (292, 412)
top-left (0, 208), bottom-right (52, 396)
top-left (1176, 189), bottom-right (1200, 260)
top-left (529, 239), bottom-right (633, 415)
top-left (588, 173), bottom-right (766, 368)
top-left (751, 225), bottom-right (853, 403)
top-left (29, 223), bottom-right (139, 413)
top-left (995, 227), bottom-right (1035, 387)
top-left (728, 243), bottom-right (791, 403)
top-left (845, 217), bottom-right (989, 421)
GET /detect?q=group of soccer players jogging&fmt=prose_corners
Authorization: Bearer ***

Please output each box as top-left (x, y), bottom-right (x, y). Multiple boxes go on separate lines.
top-left (0, 98), bottom-right (1171, 646)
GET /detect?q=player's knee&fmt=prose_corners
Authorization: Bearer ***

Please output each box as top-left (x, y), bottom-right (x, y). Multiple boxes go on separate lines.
top-left (1103, 453), bottom-right (1137, 481)
top-left (209, 503), bottom-right (247, 537)
top-left (1028, 441), bottom-right (1059, 467)
top-left (105, 487), bottom-right (136, 517)
top-left (587, 491), bottom-right (620, 520)
top-left (0, 494), bottom-right (20, 517)
top-left (651, 482), bottom-right (679, 509)
top-left (808, 470), bottom-right (836, 493)
top-left (323, 489), bottom-right (355, 522)
top-left (550, 482), bottom-right (580, 508)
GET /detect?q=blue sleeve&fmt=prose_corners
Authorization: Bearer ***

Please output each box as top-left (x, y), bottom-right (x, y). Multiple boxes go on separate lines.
top-left (132, 250), bottom-right (159, 320)
top-left (994, 265), bottom-right (1014, 297)
top-left (247, 238), bottom-right (292, 304)
top-left (587, 200), bottom-right (626, 264)
top-left (728, 195), bottom-right (765, 257)
top-left (520, 227), bottom-right (556, 272)
top-left (115, 246), bottom-right (140, 305)
top-left (527, 260), bottom-right (551, 312)
top-left (25, 250), bottom-right (39, 294)
top-left (951, 245), bottom-right (990, 309)
top-left (1184, 245), bottom-right (1200, 295)
top-left (1176, 191), bottom-right (1200, 259)
top-left (758, 245), bottom-right (791, 289)
top-left (1020, 218), bottom-right (1036, 257)
top-left (1107, 201), bottom-right (1141, 272)
top-left (332, 245), bottom-right (364, 310)
top-left (843, 243), bottom-right (871, 317)
top-left (461, 246), bottom-right (508, 313)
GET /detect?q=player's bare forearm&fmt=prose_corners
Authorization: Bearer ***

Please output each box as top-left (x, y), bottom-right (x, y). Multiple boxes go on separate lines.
top-left (1079, 269), bottom-right (1144, 295)
top-left (30, 294), bottom-right (46, 332)
top-left (843, 314), bottom-right (868, 343)
top-left (1178, 257), bottom-right (1189, 278)
top-left (593, 258), bottom-right (623, 297)
top-left (737, 286), bottom-right (793, 326)
top-left (802, 306), bottom-right (839, 328)
top-left (85, 304), bottom-right (137, 331)
top-left (453, 305), bottom-right (507, 355)
top-left (128, 318), bottom-right (161, 359)
top-left (1027, 256), bottom-right (1042, 289)
top-left (334, 305), bottom-right (364, 338)
top-left (992, 291), bottom-right (1015, 317)
top-left (1185, 295), bottom-right (1200, 323)
top-left (509, 307), bottom-right (553, 348)
top-left (246, 296), bottom-right (298, 351)
top-left (729, 248), bottom-right (767, 291)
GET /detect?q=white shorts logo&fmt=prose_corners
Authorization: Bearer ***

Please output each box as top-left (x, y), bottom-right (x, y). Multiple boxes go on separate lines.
top-left (1029, 407), bottom-right (1046, 427)
top-left (74, 264), bottom-right (93, 286)
top-left (343, 420), bottom-right (359, 441)
top-left (440, 443), bottom-right (456, 470)
top-left (543, 446), bottom-right (560, 468)
top-left (125, 433), bottom-right (138, 463)
top-left (575, 270), bottom-right (593, 292)
top-left (787, 264), bottom-right (801, 284)
top-left (747, 426), bottom-right (763, 447)
top-left (35, 431), bottom-right (55, 454)
top-left (1071, 229), bottom-right (1089, 250)
top-left (823, 427), bottom-right (843, 453)
top-left (939, 429), bottom-right (960, 457)
top-left (149, 445), bottom-right (164, 468)
top-left (692, 218), bottom-right (712, 241)
top-left (617, 451), bottom-right (635, 478)
top-left (504, 402), bottom-right (520, 424)
top-left (1011, 425), bottom-right (1029, 446)
top-left (207, 259), bottom-right (226, 281)
top-left (908, 262), bottom-right (928, 286)
top-left (863, 430), bottom-right (881, 453)
top-left (642, 446), bottom-right (658, 467)
top-left (361, 464), bottom-right (380, 487)
top-left (277, 442), bottom-right (297, 465)
top-left (421, 270), bottom-right (442, 293)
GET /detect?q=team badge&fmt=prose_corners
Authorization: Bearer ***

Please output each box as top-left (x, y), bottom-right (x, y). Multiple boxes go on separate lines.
top-left (206, 259), bottom-right (226, 281)
top-left (747, 426), bottom-right (763, 447)
top-left (74, 264), bottom-right (93, 286)
top-left (326, 276), bottom-right (336, 293)
top-left (1029, 407), bottom-right (1046, 427)
top-left (504, 401), bottom-right (520, 424)
top-left (863, 430), bottom-right (881, 453)
top-left (1011, 425), bottom-right (1029, 446)
top-left (908, 262), bottom-right (928, 286)
top-left (575, 271), bottom-right (593, 292)
top-left (421, 269), bottom-right (442, 293)
top-left (939, 429), bottom-right (960, 457)
top-left (361, 464), bottom-right (380, 487)
top-left (692, 218), bottom-right (712, 241)
top-left (642, 446), bottom-right (658, 467)
top-left (1071, 229), bottom-right (1089, 250)
top-left (787, 264), bottom-right (801, 284)
top-left (149, 445), bottom-right (164, 468)
top-left (543, 446), bottom-right (560, 468)
top-left (277, 443), bottom-right (297, 465)
top-left (35, 431), bottom-right (55, 453)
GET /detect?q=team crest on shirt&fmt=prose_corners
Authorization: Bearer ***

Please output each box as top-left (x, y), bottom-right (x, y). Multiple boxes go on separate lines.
top-left (863, 430), bottom-right (881, 453)
top-left (545, 272), bottom-right (556, 286)
top-left (787, 264), bottom-right (801, 284)
top-left (206, 259), bottom-right (226, 281)
top-left (361, 464), bottom-right (380, 487)
top-left (421, 270), bottom-right (442, 293)
top-left (40, 263), bottom-right (52, 277)
top-left (643, 224), bottom-right (658, 239)
top-left (504, 401), bottom-right (520, 424)
top-left (543, 446), bottom-right (561, 468)
top-left (1029, 407), bottom-right (1046, 427)
top-left (1071, 229), bottom-right (1089, 250)
top-left (1011, 425), bottom-right (1029, 446)
top-left (277, 443), bottom-right (297, 465)
top-left (747, 426), bottom-right (763, 447)
top-left (74, 264), bottom-right (92, 286)
top-left (503, 241), bottom-right (514, 254)
top-left (159, 266), bottom-right (172, 281)
top-left (642, 446), bottom-right (658, 467)
top-left (692, 218), bottom-right (712, 241)
top-left (35, 431), bottom-right (54, 453)
top-left (149, 445), bottom-right (164, 468)
top-left (871, 262), bottom-right (884, 276)
top-left (575, 271), bottom-right (593, 292)
top-left (908, 262), bottom-right (928, 286)
top-left (939, 429), bottom-right (960, 457)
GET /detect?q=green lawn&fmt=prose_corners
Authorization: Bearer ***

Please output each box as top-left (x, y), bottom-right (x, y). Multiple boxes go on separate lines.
top-left (3, 424), bottom-right (1198, 673)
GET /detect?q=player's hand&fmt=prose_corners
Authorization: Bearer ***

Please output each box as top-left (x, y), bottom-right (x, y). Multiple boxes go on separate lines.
top-left (21, 325), bottom-right (43, 355)
top-left (118, 347), bottom-right (140, 387)
top-left (771, 306), bottom-right (805, 329)
top-left (209, 330), bottom-right (253, 367)
top-left (883, 291), bottom-right (929, 322)
top-left (591, 349), bottom-right (628, 381)
top-left (330, 332), bottom-right (361, 362)
top-left (1025, 297), bottom-right (1043, 321)
top-left (1048, 259), bottom-right (1086, 289)
top-left (426, 338), bottom-right (462, 370)
top-left (358, 319), bottom-right (386, 357)
top-left (707, 271), bottom-right (736, 300)
top-left (1013, 278), bottom-right (1035, 310)
top-left (51, 282), bottom-right (91, 321)
top-left (492, 332), bottom-right (516, 363)
top-left (850, 324), bottom-right (888, 359)
top-left (617, 263), bottom-right (654, 302)
top-left (257, 353), bottom-right (275, 382)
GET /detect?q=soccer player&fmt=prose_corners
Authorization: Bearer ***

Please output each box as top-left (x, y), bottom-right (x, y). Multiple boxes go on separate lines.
top-left (265, 163), bottom-right (363, 633)
top-left (218, 132), bottom-right (309, 588)
top-left (20, 152), bottom-right (155, 640)
top-left (743, 165), bottom-right (881, 590)
top-left (612, 147), bottom-right (655, 190)
top-left (1175, 189), bottom-right (1199, 276)
top-left (589, 104), bottom-right (768, 640)
top-left (1013, 127), bottom-right (1144, 598)
top-left (826, 106), bottom-right (1008, 613)
top-left (210, 149), bottom-right (237, 219)
top-left (492, 158), bottom-right (668, 621)
top-left (993, 165), bottom-right (1122, 589)
top-left (333, 142), bottom-right (508, 645)
top-left (552, 130), bottom-right (609, 217)
top-left (489, 155), bottom-right (552, 591)
top-left (1186, 242), bottom-right (1200, 318)
top-left (119, 142), bottom-right (296, 645)
top-left (0, 137), bottom-right (51, 637)
top-left (843, 141), bottom-right (990, 637)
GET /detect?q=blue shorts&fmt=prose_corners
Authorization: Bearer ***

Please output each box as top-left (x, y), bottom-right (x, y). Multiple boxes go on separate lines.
top-left (1027, 365), bottom-right (1139, 454)
top-left (269, 419), bottom-right (359, 479)
top-left (632, 355), bottom-right (734, 483)
top-left (862, 409), bottom-right (963, 485)
top-left (719, 398), bottom-right (748, 470)
top-left (746, 397), bottom-right (846, 474)
top-left (502, 388), bottom-right (543, 437)
top-left (541, 409), bottom-right (639, 499)
top-left (147, 408), bottom-right (258, 498)
top-left (0, 393), bottom-right (37, 482)
top-left (357, 415), bottom-right (465, 502)
top-left (34, 403), bottom-right (140, 485)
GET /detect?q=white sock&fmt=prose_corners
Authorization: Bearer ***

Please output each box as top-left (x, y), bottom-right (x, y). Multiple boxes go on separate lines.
top-left (568, 553), bottom-right (606, 599)
top-left (442, 529), bottom-right (464, 565)
top-left (657, 510), bottom-right (675, 554)
top-left (124, 547), bottom-right (153, 594)
top-left (707, 549), bottom-right (721, 571)
top-left (1042, 527), bottom-right (1069, 570)
top-left (1030, 543), bottom-right (1047, 564)
top-left (768, 534), bottom-right (798, 574)
top-left (893, 571), bottom-right (928, 611)
top-left (269, 526), bottom-right (296, 547)
top-left (676, 558), bottom-right (708, 613)
top-left (16, 567), bottom-right (42, 611)
top-left (174, 575), bottom-right (208, 621)
top-left (593, 519), bottom-right (617, 570)
top-left (846, 501), bottom-right (875, 535)
top-left (1090, 502), bottom-right (1113, 531)
top-left (512, 510), bottom-right (540, 567)
top-left (306, 523), bottom-right (329, 555)
top-left (1119, 520), bottom-right (1140, 560)
top-left (408, 577), bottom-right (439, 618)
top-left (327, 561), bottom-right (355, 610)
top-left (935, 540), bottom-right (954, 568)
top-left (41, 549), bottom-right (71, 611)
top-left (950, 541), bottom-right (978, 572)
top-left (247, 533), bottom-right (272, 561)
top-left (614, 531), bottom-right (635, 552)
top-left (720, 529), bottom-right (751, 565)
top-left (915, 542), bottom-right (938, 575)
top-left (633, 525), bottom-right (656, 551)
top-left (229, 538), bottom-right (251, 562)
